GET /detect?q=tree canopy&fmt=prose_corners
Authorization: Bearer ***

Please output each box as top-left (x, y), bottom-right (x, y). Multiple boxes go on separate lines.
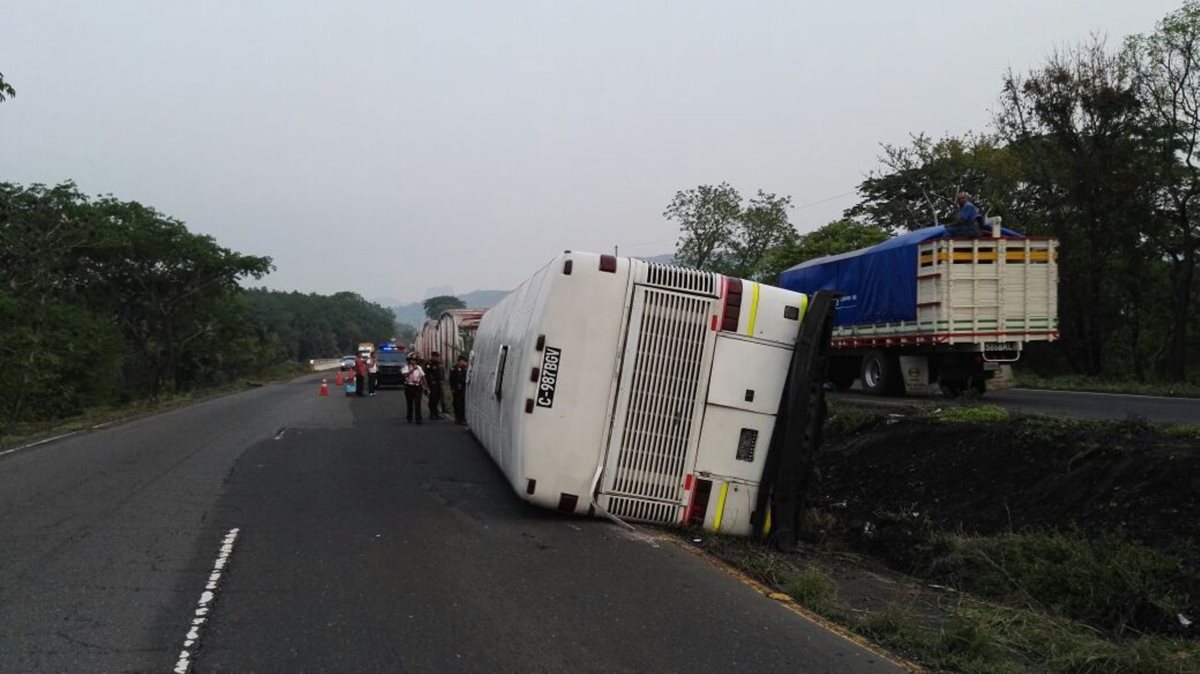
top-left (423, 294), bottom-right (466, 319)
top-left (0, 71), bottom-right (14, 102)
top-left (662, 4), bottom-right (1200, 384)
top-left (666, 183), bottom-right (796, 281)
top-left (0, 181), bottom-right (394, 429)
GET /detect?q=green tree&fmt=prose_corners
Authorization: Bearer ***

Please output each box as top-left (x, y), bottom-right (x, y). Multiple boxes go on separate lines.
top-left (847, 133), bottom-right (1031, 231)
top-left (725, 190), bottom-right (797, 281)
top-left (1126, 2), bottom-right (1200, 381)
top-left (86, 198), bottom-right (273, 394)
top-left (0, 289), bottom-right (122, 428)
top-left (0, 181), bottom-right (275, 407)
top-left (759, 219), bottom-right (890, 282)
top-left (423, 294), bottom-right (465, 319)
top-left (996, 37), bottom-right (1158, 377)
top-left (665, 182), bottom-right (743, 269)
top-left (394, 322), bottom-right (419, 345)
top-left (666, 184), bottom-right (797, 280)
top-left (0, 71), bottom-right (14, 102)
top-left (242, 289), bottom-right (396, 362)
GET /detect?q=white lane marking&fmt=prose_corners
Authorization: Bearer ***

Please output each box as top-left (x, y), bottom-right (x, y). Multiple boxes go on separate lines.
top-left (174, 527), bottom-right (240, 674)
top-left (0, 431), bottom-right (80, 458)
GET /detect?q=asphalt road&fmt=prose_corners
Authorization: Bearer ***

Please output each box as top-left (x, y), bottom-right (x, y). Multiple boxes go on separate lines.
top-left (0, 376), bottom-right (902, 673)
top-left (985, 388), bottom-right (1200, 425)
top-left (833, 385), bottom-right (1200, 425)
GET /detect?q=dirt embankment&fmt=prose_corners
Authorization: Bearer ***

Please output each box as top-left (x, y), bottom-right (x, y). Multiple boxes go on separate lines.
top-left (814, 414), bottom-right (1200, 562)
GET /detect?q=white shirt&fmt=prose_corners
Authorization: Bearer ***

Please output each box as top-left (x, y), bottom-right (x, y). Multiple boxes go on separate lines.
top-left (402, 364), bottom-right (426, 386)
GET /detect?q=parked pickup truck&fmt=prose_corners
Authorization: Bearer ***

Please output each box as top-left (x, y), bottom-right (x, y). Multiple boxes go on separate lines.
top-left (779, 223), bottom-right (1058, 396)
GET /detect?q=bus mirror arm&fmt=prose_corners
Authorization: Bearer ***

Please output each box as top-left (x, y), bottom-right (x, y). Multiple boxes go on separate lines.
top-left (752, 290), bottom-right (837, 551)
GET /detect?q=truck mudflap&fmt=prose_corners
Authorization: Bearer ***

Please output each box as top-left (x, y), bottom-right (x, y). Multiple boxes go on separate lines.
top-left (751, 290), bottom-right (837, 551)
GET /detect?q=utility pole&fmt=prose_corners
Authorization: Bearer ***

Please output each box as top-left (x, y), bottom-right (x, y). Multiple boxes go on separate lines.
top-left (614, 245), bottom-right (619, 257)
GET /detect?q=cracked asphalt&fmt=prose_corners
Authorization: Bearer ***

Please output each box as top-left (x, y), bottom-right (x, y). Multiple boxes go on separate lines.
top-left (0, 375), bottom-right (902, 673)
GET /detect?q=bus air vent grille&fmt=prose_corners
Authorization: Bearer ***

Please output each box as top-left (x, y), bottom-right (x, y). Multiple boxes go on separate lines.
top-left (642, 263), bottom-right (719, 297)
top-left (605, 496), bottom-right (680, 525)
top-left (608, 288), bottom-right (709, 506)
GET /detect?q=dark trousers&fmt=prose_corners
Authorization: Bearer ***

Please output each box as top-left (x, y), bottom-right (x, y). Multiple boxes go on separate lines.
top-left (404, 385), bottom-right (423, 423)
top-left (428, 383), bottom-right (444, 418)
top-left (355, 373), bottom-right (366, 397)
top-left (369, 372), bottom-right (378, 394)
top-left (452, 390), bottom-right (465, 423)
top-left (946, 222), bottom-right (981, 238)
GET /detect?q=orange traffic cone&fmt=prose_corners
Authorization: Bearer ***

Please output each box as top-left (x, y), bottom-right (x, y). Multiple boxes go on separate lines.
top-left (335, 370), bottom-right (344, 386)
top-left (319, 378), bottom-right (329, 396)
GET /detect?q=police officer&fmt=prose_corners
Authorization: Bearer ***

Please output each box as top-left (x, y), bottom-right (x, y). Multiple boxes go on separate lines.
top-left (426, 351), bottom-right (446, 420)
top-left (402, 353), bottom-right (427, 424)
top-left (449, 355), bottom-right (468, 425)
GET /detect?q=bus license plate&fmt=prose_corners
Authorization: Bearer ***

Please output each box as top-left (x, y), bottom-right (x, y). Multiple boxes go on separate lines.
top-left (536, 347), bottom-right (562, 408)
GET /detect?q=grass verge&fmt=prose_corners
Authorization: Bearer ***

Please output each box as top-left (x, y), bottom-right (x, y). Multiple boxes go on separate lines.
top-left (932, 404), bottom-right (1010, 423)
top-left (1016, 373), bottom-right (1200, 398)
top-left (927, 531), bottom-right (1196, 637)
top-left (697, 533), bottom-right (1199, 673)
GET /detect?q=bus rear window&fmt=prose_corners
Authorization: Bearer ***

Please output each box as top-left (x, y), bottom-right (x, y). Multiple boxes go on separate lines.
top-left (494, 345), bottom-right (509, 400)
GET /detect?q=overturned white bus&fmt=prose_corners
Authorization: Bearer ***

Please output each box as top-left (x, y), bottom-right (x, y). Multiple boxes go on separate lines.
top-left (467, 252), bottom-right (833, 540)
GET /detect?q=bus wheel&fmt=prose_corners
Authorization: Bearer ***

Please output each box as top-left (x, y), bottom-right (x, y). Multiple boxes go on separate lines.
top-left (860, 351), bottom-right (897, 396)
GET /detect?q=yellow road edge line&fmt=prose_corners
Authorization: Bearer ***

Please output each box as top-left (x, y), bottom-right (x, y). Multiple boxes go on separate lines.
top-left (711, 482), bottom-right (729, 532)
top-left (659, 534), bottom-right (924, 673)
top-left (745, 282), bottom-right (761, 336)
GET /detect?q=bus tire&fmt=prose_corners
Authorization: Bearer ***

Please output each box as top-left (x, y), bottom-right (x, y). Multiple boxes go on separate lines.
top-left (860, 350), bottom-right (898, 396)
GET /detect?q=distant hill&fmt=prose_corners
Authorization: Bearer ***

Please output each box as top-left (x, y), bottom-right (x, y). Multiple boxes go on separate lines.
top-left (391, 303), bottom-right (428, 328)
top-left (635, 253), bottom-right (676, 266)
top-left (459, 289), bottom-right (509, 308)
top-left (390, 289), bottom-right (510, 328)
top-left (385, 257), bottom-right (681, 329)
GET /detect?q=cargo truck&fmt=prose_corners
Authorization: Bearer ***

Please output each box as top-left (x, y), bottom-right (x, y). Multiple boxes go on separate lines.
top-left (779, 223), bottom-right (1058, 396)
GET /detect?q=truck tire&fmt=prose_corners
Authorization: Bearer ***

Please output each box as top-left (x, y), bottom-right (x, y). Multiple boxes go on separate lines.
top-left (860, 350), bottom-right (898, 396)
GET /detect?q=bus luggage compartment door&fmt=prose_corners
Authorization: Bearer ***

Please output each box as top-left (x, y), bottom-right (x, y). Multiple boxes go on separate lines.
top-left (597, 286), bottom-right (717, 525)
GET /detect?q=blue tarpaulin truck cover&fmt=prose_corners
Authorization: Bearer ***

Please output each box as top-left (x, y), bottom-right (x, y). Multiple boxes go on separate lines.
top-left (778, 225), bottom-right (1021, 327)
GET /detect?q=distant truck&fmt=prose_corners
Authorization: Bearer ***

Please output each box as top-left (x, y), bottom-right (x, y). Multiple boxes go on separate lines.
top-left (779, 224), bottom-right (1059, 396)
top-left (357, 341), bottom-right (375, 359)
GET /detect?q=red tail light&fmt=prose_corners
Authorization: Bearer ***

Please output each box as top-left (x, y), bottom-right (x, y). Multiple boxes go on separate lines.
top-left (599, 255), bottom-right (617, 273)
top-left (721, 277), bottom-right (742, 332)
top-left (687, 479), bottom-right (713, 526)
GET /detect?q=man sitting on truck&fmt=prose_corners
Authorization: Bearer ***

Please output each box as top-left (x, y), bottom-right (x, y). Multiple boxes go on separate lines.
top-left (947, 192), bottom-right (982, 238)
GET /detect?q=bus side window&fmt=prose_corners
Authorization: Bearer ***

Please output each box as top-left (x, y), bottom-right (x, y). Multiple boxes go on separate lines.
top-left (494, 345), bottom-right (508, 400)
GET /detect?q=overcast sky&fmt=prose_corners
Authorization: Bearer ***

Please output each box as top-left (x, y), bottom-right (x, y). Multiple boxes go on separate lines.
top-left (1, 1), bottom-right (1184, 301)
